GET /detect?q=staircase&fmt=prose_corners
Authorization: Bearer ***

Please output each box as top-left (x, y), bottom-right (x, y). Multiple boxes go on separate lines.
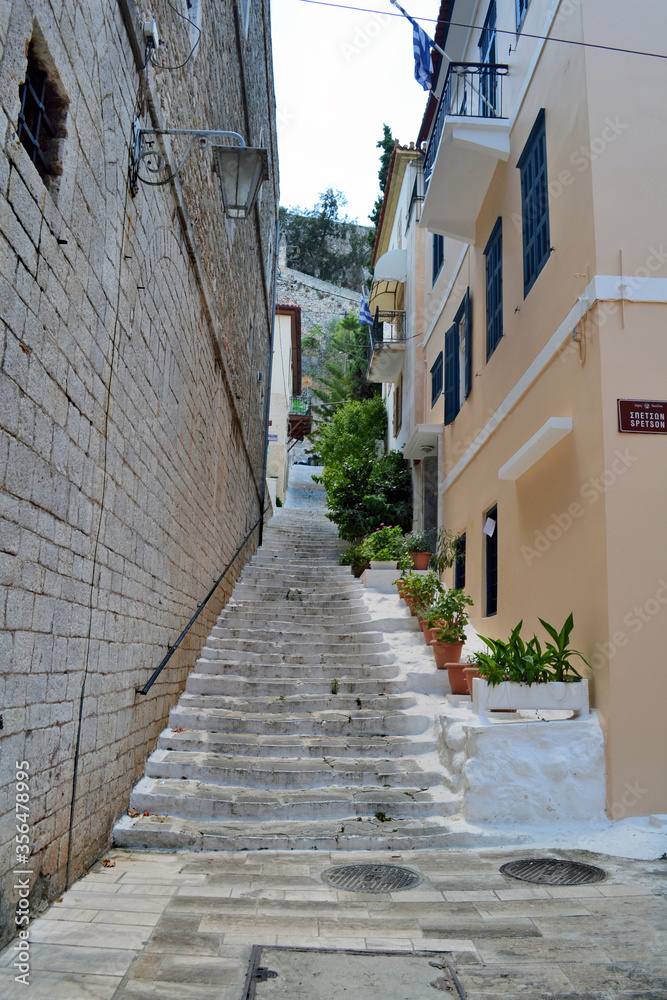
top-left (114, 507), bottom-right (468, 851)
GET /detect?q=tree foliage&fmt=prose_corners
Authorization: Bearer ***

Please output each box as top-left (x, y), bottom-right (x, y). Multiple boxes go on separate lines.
top-left (367, 124), bottom-right (396, 259)
top-left (314, 396), bottom-right (386, 469)
top-left (321, 451), bottom-right (412, 542)
top-left (307, 313), bottom-right (379, 419)
top-left (279, 189), bottom-right (369, 290)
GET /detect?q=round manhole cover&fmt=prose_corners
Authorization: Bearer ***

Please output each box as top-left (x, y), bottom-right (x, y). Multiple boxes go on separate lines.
top-left (321, 863), bottom-right (421, 893)
top-left (500, 858), bottom-right (606, 886)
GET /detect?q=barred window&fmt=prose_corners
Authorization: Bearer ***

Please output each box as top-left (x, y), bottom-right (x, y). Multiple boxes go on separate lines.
top-left (17, 40), bottom-right (67, 184)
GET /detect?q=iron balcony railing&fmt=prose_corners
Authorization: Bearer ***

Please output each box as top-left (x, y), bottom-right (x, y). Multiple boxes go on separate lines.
top-left (290, 394), bottom-right (311, 415)
top-left (424, 62), bottom-right (509, 189)
top-left (368, 309), bottom-right (406, 365)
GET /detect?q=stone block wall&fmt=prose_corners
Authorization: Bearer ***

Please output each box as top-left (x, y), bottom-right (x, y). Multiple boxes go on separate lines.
top-left (277, 266), bottom-right (359, 336)
top-left (0, 0), bottom-right (277, 946)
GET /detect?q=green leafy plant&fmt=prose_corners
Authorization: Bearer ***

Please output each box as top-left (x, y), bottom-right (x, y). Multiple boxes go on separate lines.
top-left (431, 527), bottom-right (460, 574)
top-left (395, 570), bottom-right (444, 617)
top-left (427, 589), bottom-right (474, 644)
top-left (476, 615), bottom-right (587, 686)
top-left (538, 613), bottom-right (588, 681)
top-left (339, 543), bottom-right (368, 577)
top-left (359, 525), bottom-right (406, 562)
top-left (321, 451), bottom-right (412, 542)
top-left (312, 395), bottom-right (386, 467)
top-left (331, 678), bottom-right (339, 694)
top-left (404, 530), bottom-right (431, 553)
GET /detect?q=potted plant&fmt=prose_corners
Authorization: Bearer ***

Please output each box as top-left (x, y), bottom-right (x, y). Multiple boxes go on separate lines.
top-left (396, 570), bottom-right (443, 619)
top-left (427, 590), bottom-right (474, 683)
top-left (431, 526), bottom-right (460, 575)
top-left (463, 651), bottom-right (484, 697)
top-left (473, 614), bottom-right (590, 719)
top-left (359, 525), bottom-right (407, 570)
top-left (404, 530), bottom-right (432, 570)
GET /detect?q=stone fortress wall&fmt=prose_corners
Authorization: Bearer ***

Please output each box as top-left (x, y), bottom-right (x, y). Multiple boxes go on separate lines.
top-left (0, 0), bottom-right (278, 945)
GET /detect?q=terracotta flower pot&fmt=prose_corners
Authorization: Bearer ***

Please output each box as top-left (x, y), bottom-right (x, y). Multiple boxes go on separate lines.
top-left (445, 661), bottom-right (469, 695)
top-left (430, 639), bottom-right (464, 669)
top-left (463, 665), bottom-right (482, 697)
top-left (424, 626), bottom-right (439, 646)
top-left (410, 551), bottom-right (431, 570)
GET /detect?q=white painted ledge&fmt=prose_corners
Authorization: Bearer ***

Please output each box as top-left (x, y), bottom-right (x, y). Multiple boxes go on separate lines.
top-left (498, 417), bottom-right (573, 481)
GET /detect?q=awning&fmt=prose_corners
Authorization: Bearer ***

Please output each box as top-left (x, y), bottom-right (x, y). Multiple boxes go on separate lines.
top-left (369, 279), bottom-right (403, 313)
top-left (374, 248), bottom-right (408, 282)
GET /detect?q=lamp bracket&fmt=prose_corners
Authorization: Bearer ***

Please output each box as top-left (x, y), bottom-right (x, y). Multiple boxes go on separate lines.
top-left (130, 120), bottom-right (245, 194)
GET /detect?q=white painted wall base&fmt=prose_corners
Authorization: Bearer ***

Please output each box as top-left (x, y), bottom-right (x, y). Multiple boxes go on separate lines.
top-left (438, 704), bottom-right (607, 826)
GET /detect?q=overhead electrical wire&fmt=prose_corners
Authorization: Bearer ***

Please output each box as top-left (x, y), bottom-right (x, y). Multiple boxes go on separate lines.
top-left (150, 0), bottom-right (202, 71)
top-left (292, 0), bottom-right (667, 61)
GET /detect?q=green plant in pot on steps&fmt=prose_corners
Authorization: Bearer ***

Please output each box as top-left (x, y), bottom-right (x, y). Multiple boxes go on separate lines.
top-left (359, 524), bottom-right (407, 569)
top-left (403, 530), bottom-right (432, 570)
top-left (394, 570), bottom-right (444, 626)
top-left (472, 614), bottom-right (590, 715)
top-left (427, 590), bottom-right (474, 692)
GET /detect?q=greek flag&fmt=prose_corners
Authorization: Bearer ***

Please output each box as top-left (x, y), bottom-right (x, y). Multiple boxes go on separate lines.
top-left (359, 289), bottom-right (373, 326)
top-left (413, 21), bottom-right (433, 90)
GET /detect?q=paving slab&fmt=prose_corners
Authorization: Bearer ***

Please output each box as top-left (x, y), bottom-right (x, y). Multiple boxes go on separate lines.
top-left (1, 847), bottom-right (666, 998)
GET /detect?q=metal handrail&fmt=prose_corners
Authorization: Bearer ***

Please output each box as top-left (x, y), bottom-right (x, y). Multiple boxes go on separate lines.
top-left (424, 62), bottom-right (509, 187)
top-left (136, 509), bottom-right (268, 695)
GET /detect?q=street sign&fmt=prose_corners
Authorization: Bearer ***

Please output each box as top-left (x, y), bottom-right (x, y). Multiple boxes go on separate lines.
top-left (617, 399), bottom-right (667, 434)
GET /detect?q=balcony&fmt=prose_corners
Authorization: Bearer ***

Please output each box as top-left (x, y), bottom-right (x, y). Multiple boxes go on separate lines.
top-left (421, 62), bottom-right (510, 244)
top-left (288, 395), bottom-right (312, 443)
top-left (367, 310), bottom-right (405, 384)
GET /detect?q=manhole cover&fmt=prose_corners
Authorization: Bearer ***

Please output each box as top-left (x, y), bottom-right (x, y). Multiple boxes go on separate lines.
top-left (500, 858), bottom-right (606, 885)
top-left (322, 863), bottom-right (421, 893)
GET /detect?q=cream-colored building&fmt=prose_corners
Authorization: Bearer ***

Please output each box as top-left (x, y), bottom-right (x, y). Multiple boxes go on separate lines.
top-left (267, 305), bottom-right (308, 502)
top-left (371, 0), bottom-right (667, 817)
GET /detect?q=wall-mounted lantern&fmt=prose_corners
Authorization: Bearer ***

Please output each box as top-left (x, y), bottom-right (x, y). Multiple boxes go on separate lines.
top-left (130, 119), bottom-right (268, 219)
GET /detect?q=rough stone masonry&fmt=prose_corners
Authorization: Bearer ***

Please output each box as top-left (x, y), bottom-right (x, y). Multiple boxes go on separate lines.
top-left (0, 0), bottom-right (278, 947)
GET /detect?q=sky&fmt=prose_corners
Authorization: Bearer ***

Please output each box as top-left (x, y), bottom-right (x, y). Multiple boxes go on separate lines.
top-left (270, 0), bottom-right (436, 224)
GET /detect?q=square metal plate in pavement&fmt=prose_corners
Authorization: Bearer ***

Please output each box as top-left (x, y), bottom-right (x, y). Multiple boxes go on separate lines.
top-left (245, 946), bottom-right (465, 1000)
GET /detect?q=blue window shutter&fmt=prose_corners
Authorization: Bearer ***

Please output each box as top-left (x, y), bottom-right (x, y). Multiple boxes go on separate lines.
top-left (464, 287), bottom-right (472, 399)
top-left (430, 352), bottom-right (443, 407)
top-left (518, 109), bottom-right (550, 296)
top-left (444, 323), bottom-right (459, 425)
top-left (484, 217), bottom-right (503, 359)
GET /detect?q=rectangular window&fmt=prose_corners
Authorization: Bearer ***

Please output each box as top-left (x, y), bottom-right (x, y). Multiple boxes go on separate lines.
top-left (478, 0), bottom-right (497, 116)
top-left (17, 41), bottom-right (67, 184)
top-left (432, 234), bottom-right (444, 283)
top-left (518, 109), bottom-right (550, 297)
top-left (444, 288), bottom-right (472, 425)
top-left (430, 352), bottom-right (443, 407)
top-left (454, 533), bottom-right (466, 590)
top-left (516, 0), bottom-right (530, 31)
top-left (485, 505), bottom-right (498, 616)
top-left (484, 218), bottom-right (503, 359)
top-left (393, 374), bottom-right (403, 436)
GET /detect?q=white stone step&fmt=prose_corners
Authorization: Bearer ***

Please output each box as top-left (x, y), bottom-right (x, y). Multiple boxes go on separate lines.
top-left (199, 644), bottom-right (396, 667)
top-left (193, 658), bottom-right (399, 680)
top-left (156, 727), bottom-right (435, 758)
top-left (144, 748), bottom-right (444, 789)
top-left (114, 504), bottom-right (460, 854)
top-left (177, 692), bottom-right (417, 714)
top-left (168, 705), bottom-right (430, 736)
top-left (127, 776), bottom-right (453, 821)
top-left (184, 672), bottom-right (404, 697)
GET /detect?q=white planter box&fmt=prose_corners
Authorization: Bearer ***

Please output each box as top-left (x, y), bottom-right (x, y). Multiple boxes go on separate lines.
top-left (472, 678), bottom-right (589, 723)
top-left (369, 560), bottom-right (397, 570)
